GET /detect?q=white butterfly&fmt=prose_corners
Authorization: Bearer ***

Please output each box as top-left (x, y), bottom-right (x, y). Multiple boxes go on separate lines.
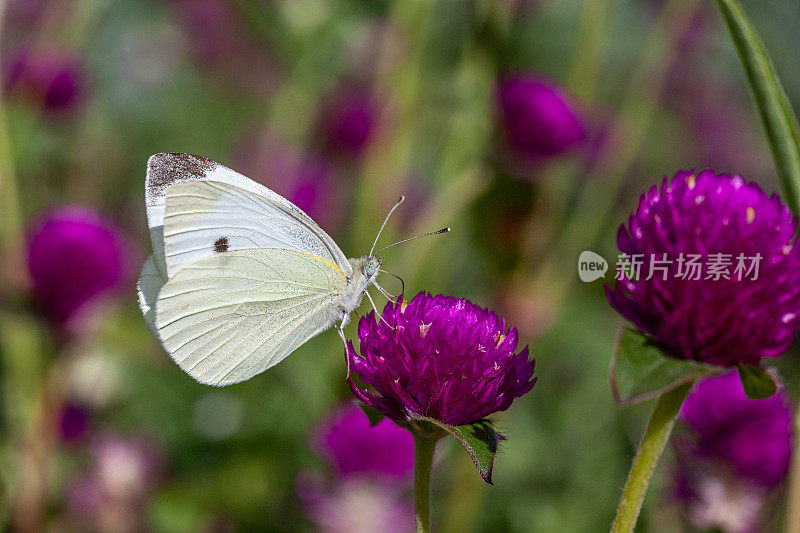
top-left (137, 153), bottom-right (446, 386)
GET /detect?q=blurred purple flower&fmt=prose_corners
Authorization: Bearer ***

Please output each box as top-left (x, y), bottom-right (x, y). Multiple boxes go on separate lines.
top-left (59, 403), bottom-right (90, 443)
top-left (319, 89), bottom-right (377, 157)
top-left (679, 370), bottom-right (793, 487)
top-left (232, 132), bottom-right (344, 230)
top-left (606, 170), bottom-right (800, 366)
top-left (173, 0), bottom-right (238, 65)
top-left (312, 404), bottom-right (414, 481)
top-left (6, 0), bottom-right (48, 28)
top-left (91, 434), bottom-right (161, 499)
top-left (673, 464), bottom-right (767, 533)
top-left (289, 156), bottom-right (338, 227)
top-left (172, 0), bottom-right (278, 94)
top-left (4, 48), bottom-right (84, 112)
top-left (496, 74), bottom-right (585, 160)
top-left (347, 292), bottom-right (536, 426)
top-left (297, 476), bottom-right (414, 533)
top-left (27, 207), bottom-right (130, 329)
top-left (66, 433), bottom-right (161, 531)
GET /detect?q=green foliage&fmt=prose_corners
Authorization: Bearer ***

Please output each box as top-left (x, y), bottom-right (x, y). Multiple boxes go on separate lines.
top-left (714, 0), bottom-right (800, 214)
top-left (413, 417), bottom-right (501, 485)
top-left (737, 364), bottom-right (778, 399)
top-left (610, 328), bottom-right (720, 406)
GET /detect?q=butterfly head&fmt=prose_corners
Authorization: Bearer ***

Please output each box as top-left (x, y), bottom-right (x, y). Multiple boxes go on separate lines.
top-left (363, 256), bottom-right (382, 280)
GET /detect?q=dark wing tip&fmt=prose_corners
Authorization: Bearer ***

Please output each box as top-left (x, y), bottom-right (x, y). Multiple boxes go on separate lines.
top-left (146, 153), bottom-right (218, 200)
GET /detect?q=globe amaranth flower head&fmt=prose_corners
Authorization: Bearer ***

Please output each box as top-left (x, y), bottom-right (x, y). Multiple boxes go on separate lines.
top-left (311, 403), bottom-right (414, 481)
top-left (678, 370), bottom-right (793, 488)
top-left (496, 73), bottom-right (585, 160)
top-left (606, 170), bottom-right (800, 367)
top-left (27, 207), bottom-right (130, 329)
top-left (347, 292), bottom-right (536, 427)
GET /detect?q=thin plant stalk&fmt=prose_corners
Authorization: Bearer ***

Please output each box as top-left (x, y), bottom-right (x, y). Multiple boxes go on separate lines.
top-left (12, 349), bottom-right (69, 533)
top-left (413, 432), bottom-right (439, 533)
top-left (610, 383), bottom-right (693, 533)
top-left (0, 0), bottom-right (21, 255)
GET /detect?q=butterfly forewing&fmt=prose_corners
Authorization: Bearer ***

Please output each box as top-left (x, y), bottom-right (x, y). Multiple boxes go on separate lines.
top-left (155, 248), bottom-right (348, 386)
top-left (161, 180), bottom-right (350, 279)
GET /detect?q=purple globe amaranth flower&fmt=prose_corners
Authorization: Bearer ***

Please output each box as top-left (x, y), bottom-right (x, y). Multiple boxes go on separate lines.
top-left (4, 48), bottom-right (84, 112)
top-left (319, 89), bottom-right (377, 157)
top-left (27, 207), bottom-right (130, 329)
top-left (311, 404), bottom-right (414, 481)
top-left (679, 370), bottom-right (793, 487)
top-left (347, 292), bottom-right (536, 427)
top-left (496, 73), bottom-right (585, 160)
top-left (606, 170), bottom-right (800, 367)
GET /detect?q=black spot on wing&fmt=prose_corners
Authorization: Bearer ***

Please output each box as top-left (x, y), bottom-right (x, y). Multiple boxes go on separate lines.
top-left (214, 237), bottom-right (229, 253)
top-left (146, 153), bottom-right (217, 200)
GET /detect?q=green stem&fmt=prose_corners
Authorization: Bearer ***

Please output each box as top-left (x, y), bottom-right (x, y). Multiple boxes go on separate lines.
top-left (611, 383), bottom-right (692, 533)
top-left (413, 432), bottom-right (438, 533)
top-left (785, 409), bottom-right (800, 533)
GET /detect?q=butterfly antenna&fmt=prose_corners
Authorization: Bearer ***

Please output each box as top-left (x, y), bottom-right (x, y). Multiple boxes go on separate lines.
top-left (378, 268), bottom-right (405, 298)
top-left (370, 196), bottom-right (405, 256)
top-left (375, 227), bottom-right (451, 255)
top-left (365, 290), bottom-right (395, 329)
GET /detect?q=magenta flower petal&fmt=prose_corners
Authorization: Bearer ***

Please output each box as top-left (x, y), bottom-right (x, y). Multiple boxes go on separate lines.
top-left (606, 170), bottom-right (800, 366)
top-left (347, 292), bottom-right (536, 427)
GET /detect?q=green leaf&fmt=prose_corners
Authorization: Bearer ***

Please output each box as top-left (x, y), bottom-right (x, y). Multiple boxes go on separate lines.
top-left (414, 417), bottom-right (501, 484)
top-left (715, 0), bottom-right (800, 214)
top-left (737, 365), bottom-right (778, 399)
top-left (356, 402), bottom-right (386, 427)
top-left (611, 328), bottom-right (721, 406)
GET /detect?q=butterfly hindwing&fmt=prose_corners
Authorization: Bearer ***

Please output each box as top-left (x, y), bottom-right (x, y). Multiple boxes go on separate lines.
top-left (137, 254), bottom-right (162, 336)
top-left (155, 248), bottom-right (348, 386)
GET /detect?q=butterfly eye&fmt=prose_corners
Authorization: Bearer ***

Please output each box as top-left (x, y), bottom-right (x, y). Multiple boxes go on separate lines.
top-left (364, 260), bottom-right (377, 277)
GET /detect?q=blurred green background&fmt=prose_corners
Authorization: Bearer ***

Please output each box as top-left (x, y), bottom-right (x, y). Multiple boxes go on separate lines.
top-left (1, 0), bottom-right (800, 531)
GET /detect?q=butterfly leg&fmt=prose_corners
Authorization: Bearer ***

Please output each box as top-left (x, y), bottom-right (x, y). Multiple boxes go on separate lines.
top-left (337, 324), bottom-right (350, 379)
top-left (365, 290), bottom-right (395, 329)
